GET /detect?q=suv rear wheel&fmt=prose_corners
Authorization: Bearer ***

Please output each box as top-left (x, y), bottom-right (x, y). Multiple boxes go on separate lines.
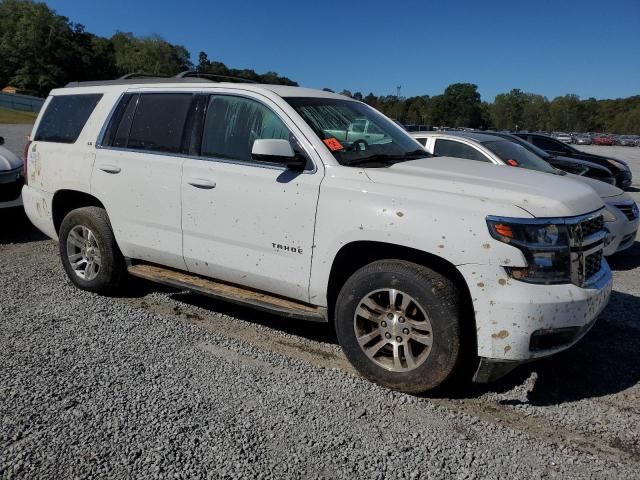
top-left (58, 207), bottom-right (126, 294)
top-left (334, 260), bottom-right (462, 393)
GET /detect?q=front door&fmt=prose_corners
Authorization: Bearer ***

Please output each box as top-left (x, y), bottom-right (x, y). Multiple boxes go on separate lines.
top-left (181, 92), bottom-right (323, 301)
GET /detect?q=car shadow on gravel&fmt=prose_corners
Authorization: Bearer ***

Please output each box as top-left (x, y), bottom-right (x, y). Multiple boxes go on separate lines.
top-left (0, 207), bottom-right (47, 245)
top-left (441, 289), bottom-right (640, 405)
top-left (607, 242), bottom-right (640, 271)
top-left (166, 290), bottom-right (339, 345)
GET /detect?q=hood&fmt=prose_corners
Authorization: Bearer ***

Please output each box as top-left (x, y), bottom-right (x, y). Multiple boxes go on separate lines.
top-left (566, 173), bottom-right (623, 199)
top-left (0, 146), bottom-right (23, 171)
top-left (552, 155), bottom-right (609, 172)
top-left (364, 156), bottom-right (604, 218)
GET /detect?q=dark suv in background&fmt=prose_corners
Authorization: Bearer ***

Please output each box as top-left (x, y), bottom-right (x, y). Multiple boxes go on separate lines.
top-left (514, 133), bottom-right (632, 189)
top-left (477, 132), bottom-right (616, 185)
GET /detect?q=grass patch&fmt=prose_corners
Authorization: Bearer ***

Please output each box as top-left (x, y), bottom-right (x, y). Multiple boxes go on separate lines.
top-left (0, 107), bottom-right (37, 124)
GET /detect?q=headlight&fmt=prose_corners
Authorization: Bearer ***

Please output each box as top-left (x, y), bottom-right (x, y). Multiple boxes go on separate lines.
top-left (602, 207), bottom-right (617, 223)
top-left (486, 217), bottom-right (571, 284)
top-left (606, 159), bottom-right (629, 172)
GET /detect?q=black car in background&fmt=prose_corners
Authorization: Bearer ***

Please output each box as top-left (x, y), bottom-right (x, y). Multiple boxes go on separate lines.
top-left (513, 133), bottom-right (632, 189)
top-left (478, 132), bottom-right (616, 186)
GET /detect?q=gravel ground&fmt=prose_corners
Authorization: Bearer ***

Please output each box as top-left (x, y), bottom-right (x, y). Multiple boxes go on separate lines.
top-left (0, 124), bottom-right (31, 158)
top-left (1, 126), bottom-right (639, 478)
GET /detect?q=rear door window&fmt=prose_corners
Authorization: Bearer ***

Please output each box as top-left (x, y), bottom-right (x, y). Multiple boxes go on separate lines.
top-left (126, 94), bottom-right (193, 153)
top-left (34, 94), bottom-right (103, 143)
top-left (434, 139), bottom-right (490, 162)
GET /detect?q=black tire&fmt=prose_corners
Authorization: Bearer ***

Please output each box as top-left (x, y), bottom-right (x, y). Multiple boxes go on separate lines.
top-left (334, 260), bottom-right (462, 393)
top-left (58, 206), bottom-right (127, 295)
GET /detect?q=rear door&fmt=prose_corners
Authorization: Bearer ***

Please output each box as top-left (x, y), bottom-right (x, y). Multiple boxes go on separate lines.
top-left (180, 91), bottom-right (323, 301)
top-left (92, 92), bottom-right (194, 269)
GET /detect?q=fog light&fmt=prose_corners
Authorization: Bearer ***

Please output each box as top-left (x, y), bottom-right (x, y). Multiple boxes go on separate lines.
top-left (529, 327), bottom-right (581, 351)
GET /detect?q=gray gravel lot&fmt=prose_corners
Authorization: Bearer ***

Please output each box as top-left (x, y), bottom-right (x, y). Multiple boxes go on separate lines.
top-left (0, 124), bottom-right (31, 158)
top-left (1, 126), bottom-right (639, 478)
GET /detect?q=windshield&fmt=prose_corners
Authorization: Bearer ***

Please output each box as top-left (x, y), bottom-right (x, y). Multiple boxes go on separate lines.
top-left (482, 140), bottom-right (557, 174)
top-left (284, 97), bottom-right (428, 166)
top-left (508, 136), bottom-right (551, 159)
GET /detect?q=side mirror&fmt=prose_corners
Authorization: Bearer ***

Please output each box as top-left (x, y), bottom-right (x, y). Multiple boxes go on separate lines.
top-left (0, 136), bottom-right (4, 146)
top-left (251, 139), bottom-right (306, 170)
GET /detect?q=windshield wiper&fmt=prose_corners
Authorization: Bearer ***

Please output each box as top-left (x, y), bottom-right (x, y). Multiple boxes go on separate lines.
top-left (345, 149), bottom-right (429, 167)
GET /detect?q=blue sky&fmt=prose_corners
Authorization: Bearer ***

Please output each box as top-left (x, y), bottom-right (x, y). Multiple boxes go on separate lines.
top-left (45, 0), bottom-right (639, 101)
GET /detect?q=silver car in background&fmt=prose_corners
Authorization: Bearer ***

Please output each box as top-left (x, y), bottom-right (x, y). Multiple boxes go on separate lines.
top-left (0, 136), bottom-right (24, 209)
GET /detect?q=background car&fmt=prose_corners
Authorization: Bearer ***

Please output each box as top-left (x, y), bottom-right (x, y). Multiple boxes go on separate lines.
top-left (476, 131), bottom-right (615, 185)
top-left (573, 134), bottom-right (592, 145)
top-left (513, 132), bottom-right (632, 188)
top-left (412, 131), bottom-right (638, 256)
top-left (552, 132), bottom-right (573, 143)
top-left (614, 135), bottom-right (636, 146)
top-left (0, 136), bottom-right (24, 209)
top-left (592, 134), bottom-right (614, 145)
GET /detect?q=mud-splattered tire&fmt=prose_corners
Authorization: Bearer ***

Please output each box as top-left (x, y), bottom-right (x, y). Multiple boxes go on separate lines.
top-left (334, 260), bottom-right (462, 393)
top-left (58, 207), bottom-right (127, 295)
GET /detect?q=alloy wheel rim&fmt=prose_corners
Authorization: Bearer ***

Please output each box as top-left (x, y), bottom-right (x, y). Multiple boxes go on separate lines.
top-left (66, 225), bottom-right (101, 281)
top-left (353, 288), bottom-right (433, 372)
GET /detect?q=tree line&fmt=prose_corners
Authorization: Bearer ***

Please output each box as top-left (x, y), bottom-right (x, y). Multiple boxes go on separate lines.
top-left (347, 86), bottom-right (640, 134)
top-left (1, 0), bottom-right (638, 134)
top-left (0, 0), bottom-right (297, 97)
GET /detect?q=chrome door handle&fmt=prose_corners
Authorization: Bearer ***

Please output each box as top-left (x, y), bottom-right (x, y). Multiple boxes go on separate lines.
top-left (187, 177), bottom-right (216, 189)
top-left (98, 164), bottom-right (121, 174)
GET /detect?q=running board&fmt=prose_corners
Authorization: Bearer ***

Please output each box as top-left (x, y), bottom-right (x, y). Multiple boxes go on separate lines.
top-left (127, 263), bottom-right (327, 322)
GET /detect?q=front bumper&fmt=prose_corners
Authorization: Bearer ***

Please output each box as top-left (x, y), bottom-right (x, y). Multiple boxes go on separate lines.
top-left (21, 185), bottom-right (57, 239)
top-left (459, 263), bottom-right (612, 363)
top-left (604, 203), bottom-right (639, 255)
top-left (616, 171), bottom-right (632, 189)
top-left (0, 168), bottom-right (23, 208)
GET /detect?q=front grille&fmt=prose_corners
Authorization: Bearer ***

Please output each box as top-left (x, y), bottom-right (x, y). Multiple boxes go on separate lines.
top-left (569, 212), bottom-right (606, 286)
top-left (614, 203), bottom-right (638, 221)
top-left (0, 177), bottom-right (23, 202)
top-left (584, 251), bottom-right (603, 279)
top-left (580, 215), bottom-right (604, 237)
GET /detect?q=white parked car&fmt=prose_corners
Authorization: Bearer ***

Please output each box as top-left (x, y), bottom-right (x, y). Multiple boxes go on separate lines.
top-left (22, 78), bottom-right (612, 393)
top-left (0, 137), bottom-right (24, 208)
top-left (553, 132), bottom-right (573, 144)
top-left (412, 131), bottom-right (639, 256)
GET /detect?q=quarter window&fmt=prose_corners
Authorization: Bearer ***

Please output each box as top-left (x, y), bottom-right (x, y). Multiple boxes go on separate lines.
top-left (434, 139), bottom-right (490, 162)
top-left (200, 95), bottom-right (291, 162)
top-left (34, 94), bottom-right (102, 143)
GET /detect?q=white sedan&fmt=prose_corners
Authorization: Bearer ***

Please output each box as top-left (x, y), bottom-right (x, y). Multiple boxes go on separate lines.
top-left (0, 136), bottom-right (24, 208)
top-left (412, 131), bottom-right (639, 256)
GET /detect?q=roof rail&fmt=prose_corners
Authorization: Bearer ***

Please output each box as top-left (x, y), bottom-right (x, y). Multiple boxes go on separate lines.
top-left (118, 72), bottom-right (170, 80)
top-left (176, 70), bottom-right (259, 84)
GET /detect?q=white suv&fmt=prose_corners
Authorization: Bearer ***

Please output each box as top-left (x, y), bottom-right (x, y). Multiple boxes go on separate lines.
top-left (23, 78), bottom-right (612, 393)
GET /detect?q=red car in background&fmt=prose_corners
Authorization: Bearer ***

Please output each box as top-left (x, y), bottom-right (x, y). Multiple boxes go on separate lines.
top-left (592, 134), bottom-right (614, 145)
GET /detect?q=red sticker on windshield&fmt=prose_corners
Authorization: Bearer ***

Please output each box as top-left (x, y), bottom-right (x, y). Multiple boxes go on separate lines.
top-left (506, 159), bottom-right (519, 166)
top-left (323, 138), bottom-right (344, 151)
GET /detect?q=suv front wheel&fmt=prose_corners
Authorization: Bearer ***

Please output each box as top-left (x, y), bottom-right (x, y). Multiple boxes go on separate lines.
top-left (335, 260), bottom-right (462, 393)
top-left (58, 206), bottom-right (126, 295)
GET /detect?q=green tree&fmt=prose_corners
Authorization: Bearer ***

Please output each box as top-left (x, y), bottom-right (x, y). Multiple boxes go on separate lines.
top-left (0, 0), bottom-right (78, 95)
top-left (111, 32), bottom-right (191, 76)
top-left (440, 83), bottom-right (483, 127)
